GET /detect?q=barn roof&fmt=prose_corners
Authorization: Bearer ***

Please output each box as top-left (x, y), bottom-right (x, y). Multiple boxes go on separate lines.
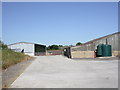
top-left (84, 32), bottom-right (120, 44)
top-left (72, 32), bottom-right (120, 48)
top-left (8, 42), bottom-right (46, 46)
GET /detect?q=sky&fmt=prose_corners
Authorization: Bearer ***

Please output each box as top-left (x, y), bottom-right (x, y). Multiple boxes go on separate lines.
top-left (2, 2), bottom-right (118, 46)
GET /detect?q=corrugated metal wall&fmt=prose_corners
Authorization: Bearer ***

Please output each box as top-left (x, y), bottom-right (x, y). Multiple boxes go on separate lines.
top-left (8, 43), bottom-right (34, 56)
top-left (71, 32), bottom-right (119, 52)
top-left (8, 42), bottom-right (46, 56)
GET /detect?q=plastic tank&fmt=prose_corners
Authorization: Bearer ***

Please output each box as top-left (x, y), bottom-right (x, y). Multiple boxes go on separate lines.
top-left (102, 45), bottom-right (112, 56)
top-left (97, 44), bottom-right (104, 56)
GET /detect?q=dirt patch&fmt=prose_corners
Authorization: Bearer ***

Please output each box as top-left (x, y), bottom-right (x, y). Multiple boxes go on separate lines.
top-left (2, 57), bottom-right (36, 88)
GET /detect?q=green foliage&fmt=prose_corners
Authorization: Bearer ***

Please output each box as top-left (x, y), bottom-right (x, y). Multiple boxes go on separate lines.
top-left (2, 44), bottom-right (8, 49)
top-left (2, 49), bottom-right (30, 69)
top-left (47, 45), bottom-right (63, 50)
top-left (0, 41), bottom-right (8, 49)
top-left (58, 45), bottom-right (63, 47)
top-left (0, 41), bottom-right (31, 69)
top-left (76, 42), bottom-right (82, 46)
top-left (47, 45), bottom-right (59, 50)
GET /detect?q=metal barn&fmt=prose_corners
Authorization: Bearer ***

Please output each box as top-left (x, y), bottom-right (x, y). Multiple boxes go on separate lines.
top-left (8, 42), bottom-right (46, 56)
top-left (65, 32), bottom-right (120, 58)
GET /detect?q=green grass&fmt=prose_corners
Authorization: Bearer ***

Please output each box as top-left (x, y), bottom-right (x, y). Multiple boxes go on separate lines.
top-left (2, 49), bottom-right (31, 69)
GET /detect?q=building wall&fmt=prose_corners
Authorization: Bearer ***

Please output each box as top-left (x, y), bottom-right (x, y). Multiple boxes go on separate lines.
top-left (71, 51), bottom-right (95, 58)
top-left (71, 32), bottom-right (120, 58)
top-left (47, 50), bottom-right (63, 55)
top-left (8, 43), bottom-right (34, 56)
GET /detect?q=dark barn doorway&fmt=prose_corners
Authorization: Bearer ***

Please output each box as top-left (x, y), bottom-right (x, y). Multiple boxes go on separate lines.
top-left (34, 44), bottom-right (46, 56)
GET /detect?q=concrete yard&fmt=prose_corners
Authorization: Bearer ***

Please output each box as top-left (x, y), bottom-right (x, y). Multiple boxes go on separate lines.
top-left (10, 55), bottom-right (118, 88)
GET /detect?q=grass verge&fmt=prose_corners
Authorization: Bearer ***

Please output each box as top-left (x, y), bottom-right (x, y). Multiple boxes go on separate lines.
top-left (2, 49), bottom-right (31, 69)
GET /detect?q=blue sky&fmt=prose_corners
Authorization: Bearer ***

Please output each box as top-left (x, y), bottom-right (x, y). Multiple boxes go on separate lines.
top-left (2, 2), bottom-right (118, 46)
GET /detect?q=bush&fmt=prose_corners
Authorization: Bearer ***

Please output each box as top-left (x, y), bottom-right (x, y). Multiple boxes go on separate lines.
top-left (0, 41), bottom-right (8, 49)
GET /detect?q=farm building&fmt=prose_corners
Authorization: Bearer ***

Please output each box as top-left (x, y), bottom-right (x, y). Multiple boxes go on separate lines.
top-left (64, 32), bottom-right (120, 58)
top-left (8, 42), bottom-right (46, 56)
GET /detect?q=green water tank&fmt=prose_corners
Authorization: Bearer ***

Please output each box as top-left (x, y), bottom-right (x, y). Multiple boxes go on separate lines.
top-left (97, 44), bottom-right (104, 56)
top-left (102, 45), bottom-right (112, 56)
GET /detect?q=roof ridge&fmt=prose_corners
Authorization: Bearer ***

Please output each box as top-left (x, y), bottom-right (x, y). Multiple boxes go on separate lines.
top-left (8, 42), bottom-right (46, 46)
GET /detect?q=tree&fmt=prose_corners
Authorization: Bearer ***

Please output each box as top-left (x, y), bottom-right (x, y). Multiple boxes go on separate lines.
top-left (0, 41), bottom-right (8, 49)
top-left (47, 45), bottom-right (63, 50)
top-left (58, 45), bottom-right (63, 47)
top-left (76, 42), bottom-right (82, 46)
top-left (47, 45), bottom-right (59, 50)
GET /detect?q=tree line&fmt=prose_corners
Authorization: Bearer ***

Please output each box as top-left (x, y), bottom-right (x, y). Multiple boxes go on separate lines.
top-left (47, 42), bottom-right (82, 50)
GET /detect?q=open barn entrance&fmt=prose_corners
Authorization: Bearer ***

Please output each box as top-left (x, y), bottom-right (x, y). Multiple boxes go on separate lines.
top-left (34, 44), bottom-right (46, 56)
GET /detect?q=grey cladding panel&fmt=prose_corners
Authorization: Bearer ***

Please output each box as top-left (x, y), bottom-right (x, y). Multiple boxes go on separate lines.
top-left (71, 33), bottom-right (120, 51)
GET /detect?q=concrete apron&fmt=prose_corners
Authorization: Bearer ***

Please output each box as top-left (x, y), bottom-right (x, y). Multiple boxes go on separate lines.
top-left (10, 55), bottom-right (118, 88)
